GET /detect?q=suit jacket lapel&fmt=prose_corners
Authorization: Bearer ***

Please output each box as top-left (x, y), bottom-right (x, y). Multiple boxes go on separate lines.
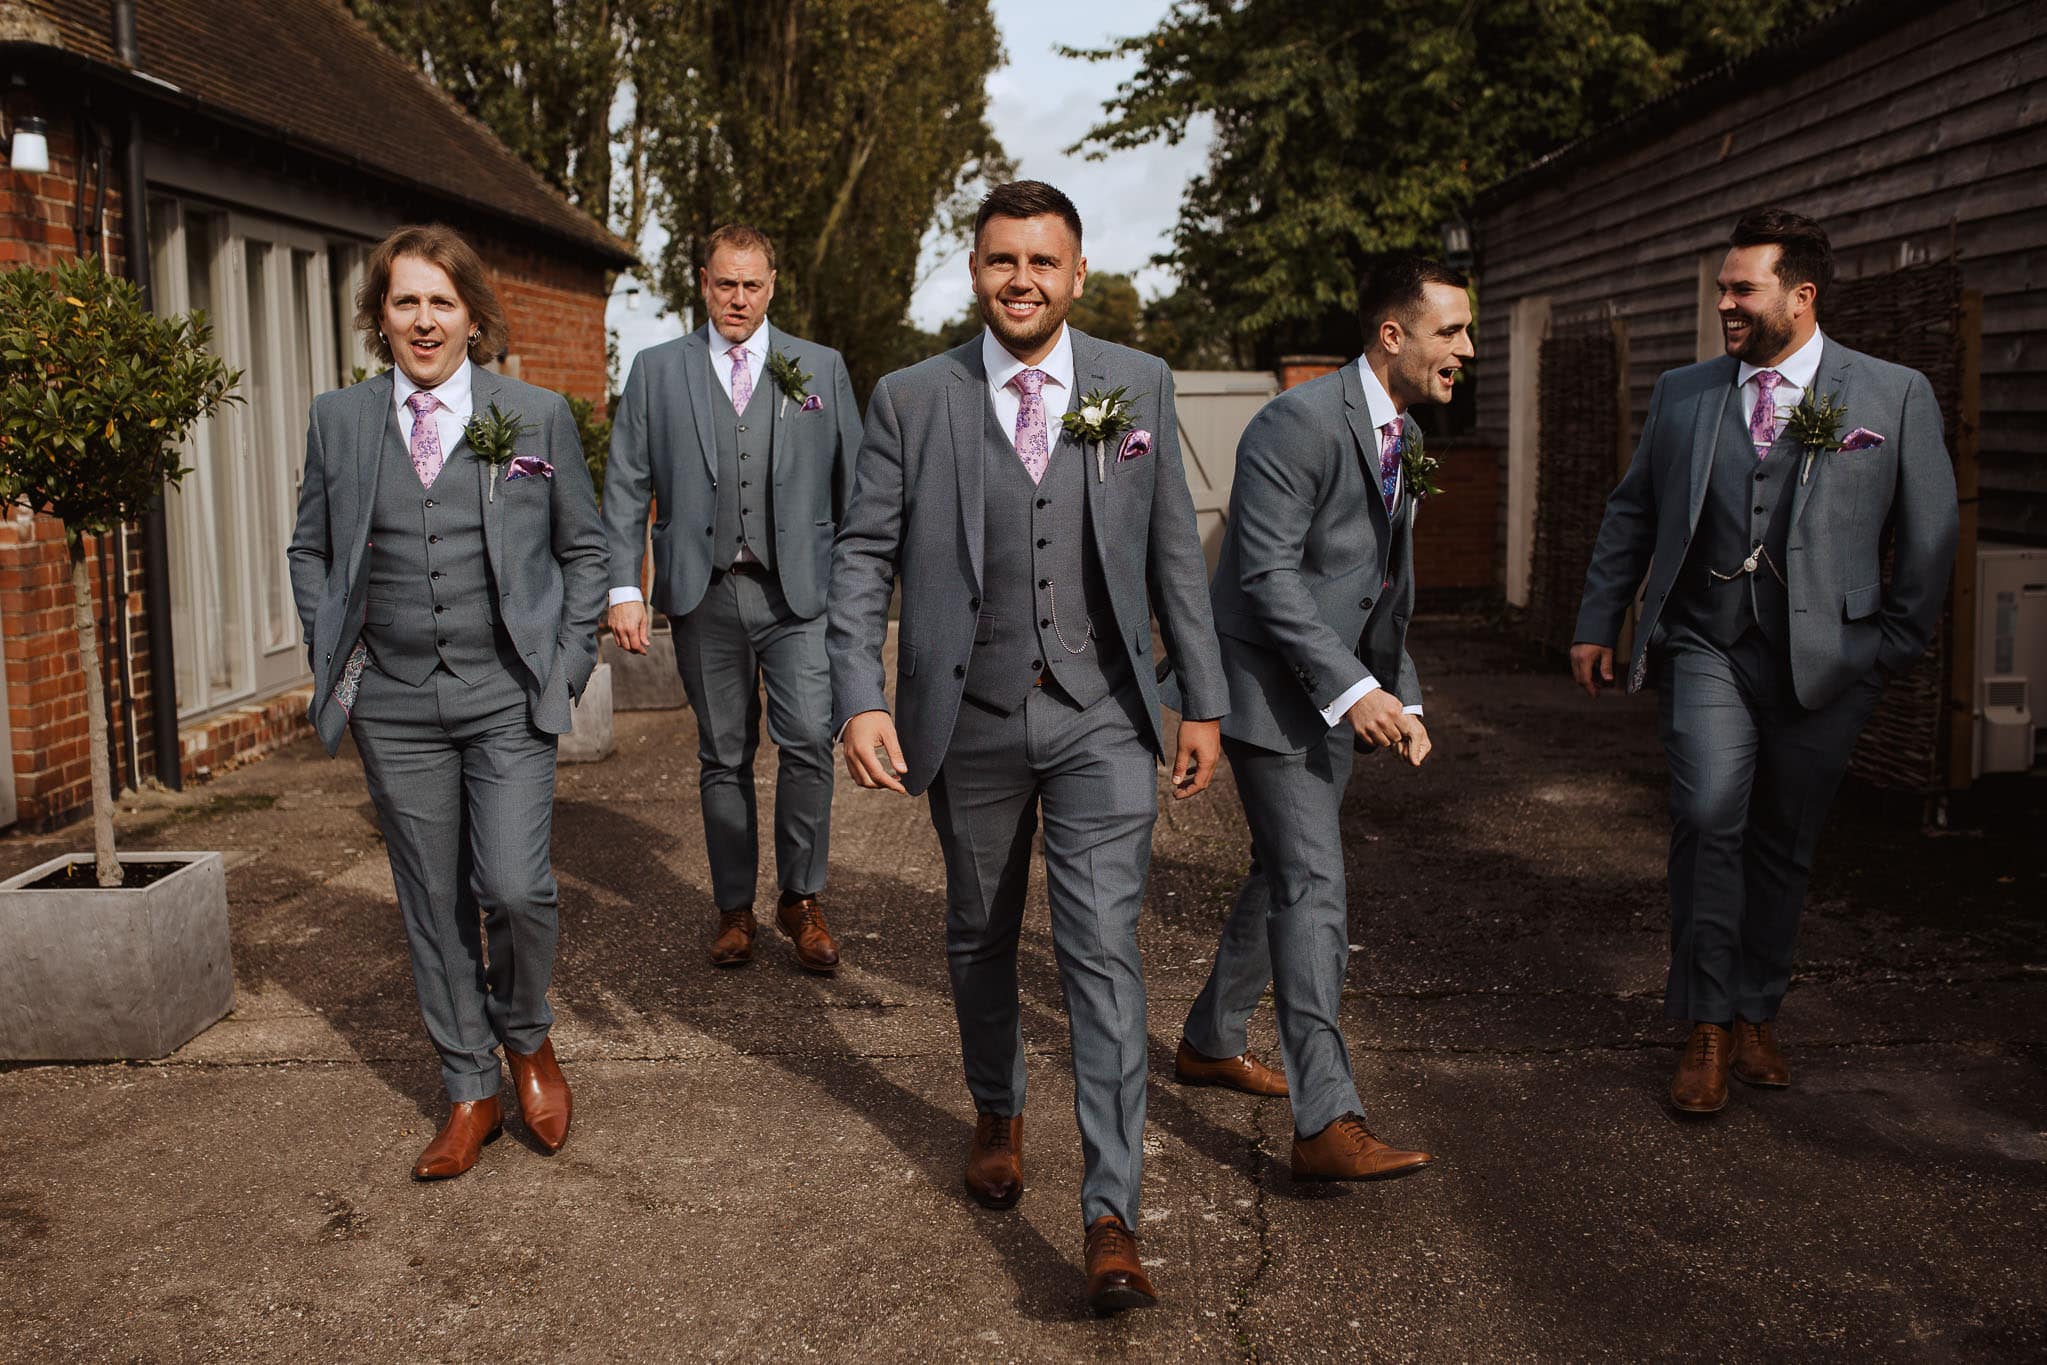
top-left (683, 327), bottom-right (719, 483)
top-left (768, 337), bottom-right (792, 485)
top-left (1072, 330), bottom-right (1114, 556)
top-left (946, 341), bottom-right (987, 593)
top-left (471, 366), bottom-right (508, 578)
top-left (1340, 364), bottom-right (1392, 540)
top-left (1688, 357), bottom-right (1740, 531)
top-left (1790, 341), bottom-right (1853, 532)
top-left (345, 372), bottom-right (394, 588)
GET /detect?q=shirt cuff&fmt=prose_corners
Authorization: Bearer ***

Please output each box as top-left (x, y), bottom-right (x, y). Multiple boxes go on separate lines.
top-left (1320, 674), bottom-right (1378, 728)
top-left (608, 586), bottom-right (644, 607)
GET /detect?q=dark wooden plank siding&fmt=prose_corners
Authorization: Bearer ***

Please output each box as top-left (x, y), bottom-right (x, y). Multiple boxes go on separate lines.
top-left (1475, 0), bottom-right (2047, 540)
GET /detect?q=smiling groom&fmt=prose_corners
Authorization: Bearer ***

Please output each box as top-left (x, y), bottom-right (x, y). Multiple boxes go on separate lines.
top-left (828, 180), bottom-right (1227, 1313)
top-left (1571, 209), bottom-right (1957, 1115)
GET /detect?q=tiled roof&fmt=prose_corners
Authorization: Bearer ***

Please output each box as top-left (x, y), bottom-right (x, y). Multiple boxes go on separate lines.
top-left (14, 0), bottom-right (634, 266)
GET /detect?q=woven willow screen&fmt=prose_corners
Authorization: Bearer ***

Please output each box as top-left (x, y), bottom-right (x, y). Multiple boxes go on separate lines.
top-left (1527, 325), bottom-right (1622, 654)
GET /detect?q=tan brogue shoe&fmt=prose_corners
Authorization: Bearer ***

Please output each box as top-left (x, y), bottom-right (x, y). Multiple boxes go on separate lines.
top-left (1084, 1215), bottom-right (1158, 1314)
top-left (1174, 1039), bottom-right (1289, 1097)
top-left (964, 1112), bottom-right (1024, 1210)
top-left (775, 894), bottom-right (841, 974)
top-left (1291, 1113), bottom-right (1434, 1181)
top-left (1731, 1018), bottom-right (1791, 1088)
top-left (505, 1037), bottom-right (573, 1152)
top-left (709, 908), bottom-right (757, 967)
top-left (412, 1096), bottom-right (503, 1180)
top-left (1670, 1022), bottom-right (1733, 1113)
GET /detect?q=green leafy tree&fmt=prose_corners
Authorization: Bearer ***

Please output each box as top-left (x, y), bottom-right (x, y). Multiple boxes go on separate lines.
top-left (1069, 0), bottom-right (1832, 361)
top-left (641, 0), bottom-right (1010, 395)
top-left (0, 260), bottom-right (240, 884)
top-left (347, 0), bottom-right (658, 243)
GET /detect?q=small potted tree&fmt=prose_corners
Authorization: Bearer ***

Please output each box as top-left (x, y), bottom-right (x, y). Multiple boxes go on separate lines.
top-left (0, 256), bottom-right (241, 1060)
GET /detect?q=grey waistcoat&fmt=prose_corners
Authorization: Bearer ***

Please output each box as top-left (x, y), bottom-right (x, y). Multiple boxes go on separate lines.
top-left (362, 425), bottom-right (509, 687)
top-left (1671, 395), bottom-right (1794, 648)
top-left (712, 367), bottom-right (776, 571)
top-left (963, 405), bottom-right (1124, 714)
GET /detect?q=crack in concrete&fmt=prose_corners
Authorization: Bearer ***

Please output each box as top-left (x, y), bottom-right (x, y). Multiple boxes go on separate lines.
top-left (1224, 1101), bottom-right (1276, 1362)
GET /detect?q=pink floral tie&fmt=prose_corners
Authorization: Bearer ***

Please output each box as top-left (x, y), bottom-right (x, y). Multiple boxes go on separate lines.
top-left (1749, 370), bottom-right (1783, 459)
top-left (407, 390), bottom-right (444, 487)
top-left (729, 345), bottom-right (753, 413)
top-left (1378, 421), bottom-right (1401, 511)
top-left (1011, 369), bottom-right (1050, 484)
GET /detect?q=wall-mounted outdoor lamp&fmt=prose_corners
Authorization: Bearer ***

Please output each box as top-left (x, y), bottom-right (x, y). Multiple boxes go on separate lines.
top-left (1440, 214), bottom-right (1474, 272)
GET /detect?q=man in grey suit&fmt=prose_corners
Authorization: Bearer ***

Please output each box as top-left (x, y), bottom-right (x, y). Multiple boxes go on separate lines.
top-left (289, 225), bottom-right (608, 1179)
top-left (605, 224), bottom-right (862, 972)
top-left (1179, 255), bottom-right (1467, 1183)
top-left (829, 181), bottom-right (1227, 1313)
top-left (1572, 209), bottom-right (1957, 1114)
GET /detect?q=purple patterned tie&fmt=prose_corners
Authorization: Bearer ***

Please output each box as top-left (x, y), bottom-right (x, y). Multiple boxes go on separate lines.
top-left (1011, 368), bottom-right (1050, 484)
top-left (729, 345), bottom-right (753, 413)
top-left (1749, 369), bottom-right (1783, 459)
top-left (407, 390), bottom-right (444, 487)
top-left (1378, 421), bottom-right (1401, 511)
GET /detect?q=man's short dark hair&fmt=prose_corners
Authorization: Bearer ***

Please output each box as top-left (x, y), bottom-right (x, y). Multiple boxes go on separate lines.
top-left (1729, 208), bottom-right (1833, 300)
top-left (974, 180), bottom-right (1083, 252)
top-left (1357, 253), bottom-right (1468, 342)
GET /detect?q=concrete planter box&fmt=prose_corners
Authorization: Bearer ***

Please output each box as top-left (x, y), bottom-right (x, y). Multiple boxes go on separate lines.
top-left (601, 621), bottom-right (687, 710)
top-left (0, 851), bottom-right (233, 1061)
top-left (560, 661), bottom-right (615, 763)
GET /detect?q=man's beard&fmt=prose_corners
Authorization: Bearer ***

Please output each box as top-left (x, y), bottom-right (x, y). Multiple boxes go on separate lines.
top-left (979, 291), bottom-right (1068, 354)
top-left (1724, 305), bottom-right (1794, 362)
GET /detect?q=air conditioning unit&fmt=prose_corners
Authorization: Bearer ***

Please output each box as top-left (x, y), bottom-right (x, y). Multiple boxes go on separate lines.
top-left (1974, 545), bottom-right (2047, 776)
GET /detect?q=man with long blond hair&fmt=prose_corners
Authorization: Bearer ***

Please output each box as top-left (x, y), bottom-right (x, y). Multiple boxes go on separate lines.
top-left (289, 224), bottom-right (608, 1179)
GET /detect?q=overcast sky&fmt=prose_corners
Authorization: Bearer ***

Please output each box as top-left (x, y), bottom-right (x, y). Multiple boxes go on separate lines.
top-left (608, 0), bottom-right (1209, 371)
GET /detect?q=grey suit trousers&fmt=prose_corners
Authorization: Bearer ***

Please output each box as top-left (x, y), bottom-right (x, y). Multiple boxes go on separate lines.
top-left (673, 568), bottom-right (834, 911)
top-left (351, 658), bottom-right (561, 1102)
top-left (1657, 625), bottom-right (1883, 1023)
top-left (927, 681), bottom-right (1158, 1229)
top-left (1184, 730), bottom-right (1365, 1138)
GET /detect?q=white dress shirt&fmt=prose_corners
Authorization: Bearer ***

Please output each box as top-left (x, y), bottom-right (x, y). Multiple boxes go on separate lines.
top-left (1320, 358), bottom-right (1422, 728)
top-left (984, 324), bottom-right (1075, 443)
top-left (1738, 327), bottom-right (1825, 430)
top-left (393, 358), bottom-right (474, 461)
top-left (611, 321), bottom-right (777, 606)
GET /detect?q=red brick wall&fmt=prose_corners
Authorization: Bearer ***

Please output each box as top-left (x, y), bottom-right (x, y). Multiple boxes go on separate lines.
top-left (1413, 444), bottom-right (1503, 602)
top-left (0, 111), bottom-right (157, 829)
top-left (477, 234), bottom-right (610, 403)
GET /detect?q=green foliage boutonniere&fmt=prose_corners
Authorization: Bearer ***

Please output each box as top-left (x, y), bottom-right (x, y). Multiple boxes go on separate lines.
top-left (1061, 386), bottom-right (1135, 482)
top-left (1400, 426), bottom-right (1441, 502)
top-left (1784, 390), bottom-right (1848, 486)
top-left (463, 402), bottom-right (534, 501)
top-left (765, 349), bottom-right (813, 415)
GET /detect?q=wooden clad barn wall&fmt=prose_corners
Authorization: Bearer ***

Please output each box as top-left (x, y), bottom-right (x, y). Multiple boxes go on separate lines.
top-left (1476, 0), bottom-right (2047, 546)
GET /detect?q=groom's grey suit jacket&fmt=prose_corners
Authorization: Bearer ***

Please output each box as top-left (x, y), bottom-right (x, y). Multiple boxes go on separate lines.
top-left (1209, 365), bottom-right (1420, 756)
top-left (605, 325), bottom-right (861, 621)
top-left (1575, 340), bottom-right (1957, 709)
top-left (828, 329), bottom-right (1229, 796)
top-left (288, 367), bottom-right (610, 754)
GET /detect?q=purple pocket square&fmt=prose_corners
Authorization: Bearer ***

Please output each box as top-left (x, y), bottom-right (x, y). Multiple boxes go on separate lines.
top-left (1118, 429), bottom-right (1152, 461)
top-left (801, 394), bottom-right (824, 412)
top-left (1839, 428), bottom-right (1885, 452)
top-left (505, 454), bottom-right (554, 480)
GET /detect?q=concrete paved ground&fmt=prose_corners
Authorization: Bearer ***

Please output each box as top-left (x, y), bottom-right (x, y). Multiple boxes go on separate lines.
top-left (2, 618), bottom-right (2042, 1362)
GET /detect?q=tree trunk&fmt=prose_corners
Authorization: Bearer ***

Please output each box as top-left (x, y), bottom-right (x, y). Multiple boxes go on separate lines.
top-left (71, 541), bottom-right (121, 888)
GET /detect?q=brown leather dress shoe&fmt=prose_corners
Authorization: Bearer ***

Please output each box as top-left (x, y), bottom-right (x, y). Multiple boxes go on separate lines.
top-left (1174, 1038), bottom-right (1289, 1096)
top-left (1291, 1113), bottom-right (1434, 1181)
top-left (709, 908), bottom-right (757, 967)
top-left (1670, 1022), bottom-right (1733, 1113)
top-left (965, 1112), bottom-right (1024, 1210)
top-left (1084, 1215), bottom-right (1158, 1314)
top-left (775, 895), bottom-right (840, 974)
top-left (505, 1036), bottom-right (573, 1152)
top-left (1731, 1018), bottom-right (1791, 1088)
top-left (412, 1096), bottom-right (503, 1180)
